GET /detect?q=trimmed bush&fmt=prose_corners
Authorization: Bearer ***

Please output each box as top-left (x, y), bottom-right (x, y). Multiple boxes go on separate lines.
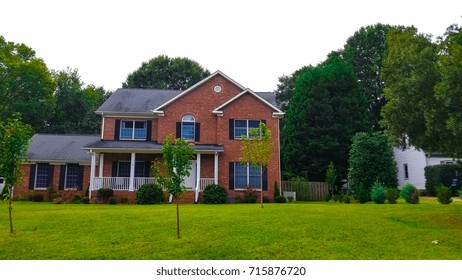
top-left (400, 183), bottom-right (419, 204)
top-left (97, 188), bottom-right (114, 203)
top-left (425, 164), bottom-right (462, 196)
top-left (108, 197), bottom-right (117, 205)
top-left (82, 196), bottom-right (90, 204)
top-left (136, 183), bottom-right (164, 204)
top-left (436, 185), bottom-right (453, 204)
top-left (203, 184), bottom-right (228, 204)
top-left (354, 183), bottom-right (370, 204)
top-left (29, 192), bottom-right (44, 202)
top-left (274, 196), bottom-right (287, 203)
top-left (119, 197), bottom-right (129, 204)
top-left (274, 181), bottom-right (280, 198)
top-left (371, 181), bottom-right (387, 204)
top-left (386, 188), bottom-right (399, 204)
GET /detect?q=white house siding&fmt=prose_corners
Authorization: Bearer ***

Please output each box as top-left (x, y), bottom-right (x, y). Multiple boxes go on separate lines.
top-left (393, 147), bottom-right (427, 189)
top-left (426, 157), bottom-right (454, 165)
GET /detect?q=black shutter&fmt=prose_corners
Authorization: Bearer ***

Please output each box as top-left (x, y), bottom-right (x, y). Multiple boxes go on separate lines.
top-left (77, 165), bottom-right (84, 190)
top-left (229, 119), bottom-right (234, 140)
top-left (229, 162), bottom-right (235, 190)
top-left (262, 167), bottom-right (268, 191)
top-left (146, 120), bottom-right (152, 141)
top-left (176, 122), bottom-right (181, 139)
top-left (59, 165), bottom-right (66, 190)
top-left (145, 161), bottom-right (151, 177)
top-left (47, 165), bottom-right (54, 188)
top-left (28, 164), bottom-right (36, 190)
top-left (195, 123), bottom-right (200, 142)
top-left (114, 120), bottom-right (121, 140)
top-left (112, 162), bottom-right (118, 177)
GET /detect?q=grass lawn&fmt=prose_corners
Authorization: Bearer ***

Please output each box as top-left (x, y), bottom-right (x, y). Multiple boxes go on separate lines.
top-left (0, 198), bottom-right (461, 260)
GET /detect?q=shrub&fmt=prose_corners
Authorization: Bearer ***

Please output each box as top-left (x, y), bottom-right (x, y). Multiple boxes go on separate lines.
top-left (370, 181), bottom-right (387, 204)
top-left (71, 195), bottom-right (82, 204)
top-left (47, 187), bottom-right (57, 202)
top-left (354, 183), bottom-right (370, 204)
top-left (400, 183), bottom-right (419, 204)
top-left (239, 188), bottom-right (258, 203)
top-left (287, 196), bottom-right (294, 202)
top-left (29, 192), bottom-right (44, 202)
top-left (436, 185), bottom-right (453, 205)
top-left (97, 188), bottom-right (114, 203)
top-left (52, 197), bottom-right (64, 204)
top-left (136, 183), bottom-right (163, 204)
top-left (119, 197), bottom-right (129, 204)
top-left (274, 181), bottom-right (280, 198)
top-left (386, 188), bottom-right (399, 204)
top-left (108, 197), bottom-right (117, 205)
top-left (459, 189), bottom-right (462, 200)
top-left (274, 196), bottom-right (287, 203)
top-left (343, 195), bottom-right (351, 204)
top-left (82, 196), bottom-right (90, 204)
top-left (203, 184), bottom-right (228, 204)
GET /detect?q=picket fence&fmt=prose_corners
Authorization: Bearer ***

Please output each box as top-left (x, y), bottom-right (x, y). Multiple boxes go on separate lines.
top-left (280, 181), bottom-right (329, 201)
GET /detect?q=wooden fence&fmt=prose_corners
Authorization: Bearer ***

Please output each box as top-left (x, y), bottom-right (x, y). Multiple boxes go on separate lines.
top-left (281, 181), bottom-right (329, 201)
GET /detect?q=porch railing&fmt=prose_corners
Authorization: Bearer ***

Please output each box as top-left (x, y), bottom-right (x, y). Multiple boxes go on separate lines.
top-left (92, 177), bottom-right (157, 191)
top-left (199, 178), bottom-right (215, 191)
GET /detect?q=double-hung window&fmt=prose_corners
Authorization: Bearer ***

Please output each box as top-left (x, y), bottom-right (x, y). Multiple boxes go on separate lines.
top-left (234, 163), bottom-right (262, 190)
top-left (120, 120), bottom-right (147, 140)
top-left (234, 120), bottom-right (261, 139)
top-left (65, 164), bottom-right (80, 189)
top-left (35, 163), bottom-right (50, 189)
top-left (117, 162), bottom-right (146, 177)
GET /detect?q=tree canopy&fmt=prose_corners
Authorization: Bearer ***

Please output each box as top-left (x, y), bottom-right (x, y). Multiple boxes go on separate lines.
top-left (123, 55), bottom-right (210, 90)
top-left (282, 55), bottom-right (371, 181)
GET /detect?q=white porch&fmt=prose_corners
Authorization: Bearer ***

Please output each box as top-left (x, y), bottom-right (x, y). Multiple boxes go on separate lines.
top-left (88, 151), bottom-right (219, 202)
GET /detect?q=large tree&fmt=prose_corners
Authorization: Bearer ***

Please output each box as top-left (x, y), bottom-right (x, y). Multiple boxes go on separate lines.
top-left (0, 36), bottom-right (55, 132)
top-left (123, 55), bottom-right (210, 90)
top-left (46, 68), bottom-right (109, 134)
top-left (0, 114), bottom-right (33, 233)
top-left (380, 26), bottom-right (444, 154)
top-left (282, 55), bottom-right (370, 181)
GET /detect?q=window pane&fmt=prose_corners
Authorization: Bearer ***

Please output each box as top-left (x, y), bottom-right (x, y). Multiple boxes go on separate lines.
top-left (182, 123), bottom-right (195, 140)
top-left (134, 128), bottom-right (146, 139)
top-left (36, 163), bottom-right (49, 188)
top-left (122, 121), bottom-right (133, 128)
top-left (65, 164), bottom-right (80, 188)
top-left (134, 121), bottom-right (145, 129)
top-left (249, 120), bottom-right (260, 128)
top-left (249, 165), bottom-right (262, 189)
top-left (118, 162), bottom-right (131, 177)
top-left (135, 162), bottom-right (145, 177)
top-left (120, 128), bottom-right (133, 139)
top-left (234, 120), bottom-right (247, 138)
top-left (235, 163), bottom-right (248, 189)
top-left (182, 115), bottom-right (195, 122)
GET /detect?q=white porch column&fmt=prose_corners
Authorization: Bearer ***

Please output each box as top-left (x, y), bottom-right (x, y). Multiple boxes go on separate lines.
top-left (195, 154), bottom-right (201, 202)
top-left (129, 152), bottom-right (136, 192)
top-left (89, 151), bottom-right (96, 200)
top-left (214, 152), bottom-right (219, 185)
top-left (99, 153), bottom-right (104, 177)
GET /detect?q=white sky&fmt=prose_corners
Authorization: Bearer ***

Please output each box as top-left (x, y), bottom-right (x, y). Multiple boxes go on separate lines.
top-left (1, 0), bottom-right (461, 92)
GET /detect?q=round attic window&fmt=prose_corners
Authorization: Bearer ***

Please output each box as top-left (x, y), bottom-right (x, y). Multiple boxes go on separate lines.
top-left (213, 84), bottom-right (222, 93)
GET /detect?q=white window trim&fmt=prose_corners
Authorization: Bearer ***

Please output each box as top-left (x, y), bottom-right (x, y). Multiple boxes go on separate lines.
top-left (34, 163), bottom-right (49, 190)
top-left (234, 119), bottom-right (261, 139)
top-left (181, 115), bottom-right (195, 141)
top-left (120, 120), bottom-right (147, 140)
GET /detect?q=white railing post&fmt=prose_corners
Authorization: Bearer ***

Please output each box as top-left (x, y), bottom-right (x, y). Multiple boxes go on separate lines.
top-left (89, 151), bottom-right (96, 199)
top-left (129, 152), bottom-right (136, 192)
top-left (214, 152), bottom-right (219, 185)
top-left (195, 154), bottom-right (201, 202)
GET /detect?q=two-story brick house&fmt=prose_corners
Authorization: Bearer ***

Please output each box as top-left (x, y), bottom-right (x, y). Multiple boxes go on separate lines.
top-left (15, 71), bottom-right (283, 202)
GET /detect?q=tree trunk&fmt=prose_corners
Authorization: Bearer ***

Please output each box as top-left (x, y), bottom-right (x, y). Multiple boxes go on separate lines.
top-left (260, 169), bottom-right (264, 208)
top-left (176, 194), bottom-right (180, 239)
top-left (8, 188), bottom-right (13, 233)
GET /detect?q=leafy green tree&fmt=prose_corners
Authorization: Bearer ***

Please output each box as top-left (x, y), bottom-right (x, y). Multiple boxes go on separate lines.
top-left (325, 161), bottom-right (337, 196)
top-left (380, 26), bottom-right (442, 152)
top-left (0, 114), bottom-right (33, 233)
top-left (123, 55), bottom-right (210, 90)
top-left (152, 134), bottom-right (194, 239)
top-left (282, 55), bottom-right (370, 181)
top-left (0, 36), bottom-right (55, 132)
top-left (348, 131), bottom-right (398, 199)
top-left (46, 68), bottom-right (108, 134)
top-left (275, 66), bottom-right (309, 112)
top-left (240, 122), bottom-right (274, 208)
top-left (341, 23), bottom-right (395, 131)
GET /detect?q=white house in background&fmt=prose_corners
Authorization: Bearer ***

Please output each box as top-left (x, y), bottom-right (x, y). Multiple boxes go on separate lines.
top-left (0, 177), bottom-right (4, 193)
top-left (394, 145), bottom-right (454, 189)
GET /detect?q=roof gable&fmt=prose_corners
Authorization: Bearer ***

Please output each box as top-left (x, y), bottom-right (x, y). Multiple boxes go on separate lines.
top-left (152, 70), bottom-right (246, 113)
top-left (212, 89), bottom-right (284, 117)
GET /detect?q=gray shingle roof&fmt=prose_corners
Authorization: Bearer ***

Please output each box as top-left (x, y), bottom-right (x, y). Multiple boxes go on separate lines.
top-left (96, 88), bottom-right (183, 114)
top-left (255, 92), bottom-right (278, 108)
top-left (27, 134), bottom-right (100, 163)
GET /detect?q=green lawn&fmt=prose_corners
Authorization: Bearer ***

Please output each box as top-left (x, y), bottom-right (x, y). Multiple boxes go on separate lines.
top-left (1, 199), bottom-right (461, 260)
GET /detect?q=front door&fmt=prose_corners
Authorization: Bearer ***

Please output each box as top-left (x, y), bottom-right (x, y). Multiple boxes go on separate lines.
top-left (182, 160), bottom-right (197, 189)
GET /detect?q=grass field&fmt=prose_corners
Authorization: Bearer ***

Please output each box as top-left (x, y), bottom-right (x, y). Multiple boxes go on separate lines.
top-left (0, 199), bottom-right (461, 260)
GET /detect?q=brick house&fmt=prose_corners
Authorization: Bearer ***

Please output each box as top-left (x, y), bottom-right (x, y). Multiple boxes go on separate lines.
top-left (15, 71), bottom-right (283, 202)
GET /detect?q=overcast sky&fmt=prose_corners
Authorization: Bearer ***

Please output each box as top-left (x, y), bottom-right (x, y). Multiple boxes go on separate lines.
top-left (1, 0), bottom-right (461, 92)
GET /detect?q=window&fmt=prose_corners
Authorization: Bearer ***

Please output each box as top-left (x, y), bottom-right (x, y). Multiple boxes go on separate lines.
top-left (234, 120), bottom-right (261, 139)
top-left (35, 163), bottom-right (50, 189)
top-left (117, 162), bottom-right (146, 177)
top-left (234, 163), bottom-right (262, 189)
top-left (181, 115), bottom-right (195, 141)
top-left (404, 163), bottom-right (409, 180)
top-left (120, 120), bottom-right (147, 140)
top-left (65, 164), bottom-right (80, 189)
